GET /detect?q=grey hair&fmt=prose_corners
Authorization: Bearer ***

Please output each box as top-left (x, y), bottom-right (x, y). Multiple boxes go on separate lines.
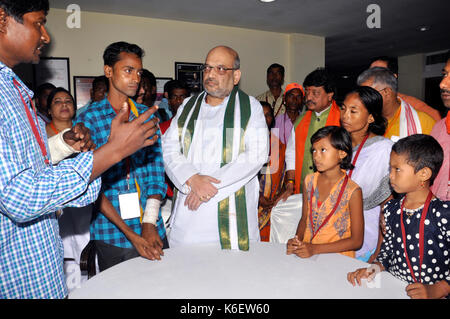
top-left (233, 53), bottom-right (240, 70)
top-left (356, 67), bottom-right (398, 93)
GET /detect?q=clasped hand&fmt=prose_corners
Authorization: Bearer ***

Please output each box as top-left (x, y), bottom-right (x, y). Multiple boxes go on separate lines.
top-left (63, 122), bottom-right (96, 152)
top-left (184, 174), bottom-right (221, 211)
top-left (286, 235), bottom-right (315, 258)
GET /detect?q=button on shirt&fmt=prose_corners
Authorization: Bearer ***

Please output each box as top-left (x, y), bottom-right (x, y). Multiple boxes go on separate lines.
top-left (0, 62), bottom-right (101, 298)
top-left (74, 98), bottom-right (167, 248)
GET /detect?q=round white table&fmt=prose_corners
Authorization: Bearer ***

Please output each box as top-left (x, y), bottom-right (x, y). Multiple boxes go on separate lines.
top-left (69, 242), bottom-right (408, 299)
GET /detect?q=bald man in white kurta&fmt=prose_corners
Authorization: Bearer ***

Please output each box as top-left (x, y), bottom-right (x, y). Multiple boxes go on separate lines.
top-left (162, 92), bottom-right (269, 249)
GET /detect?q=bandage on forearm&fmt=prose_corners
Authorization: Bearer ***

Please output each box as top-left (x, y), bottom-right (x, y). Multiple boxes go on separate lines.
top-left (48, 128), bottom-right (80, 164)
top-left (142, 198), bottom-right (161, 225)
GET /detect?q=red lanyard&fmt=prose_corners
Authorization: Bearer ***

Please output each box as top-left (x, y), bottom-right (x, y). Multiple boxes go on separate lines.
top-left (400, 191), bottom-right (432, 283)
top-left (348, 134), bottom-right (369, 179)
top-left (13, 78), bottom-right (49, 165)
top-left (309, 174), bottom-right (349, 242)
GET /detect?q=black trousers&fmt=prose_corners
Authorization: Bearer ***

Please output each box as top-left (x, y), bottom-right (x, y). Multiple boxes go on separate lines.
top-left (95, 236), bottom-right (169, 272)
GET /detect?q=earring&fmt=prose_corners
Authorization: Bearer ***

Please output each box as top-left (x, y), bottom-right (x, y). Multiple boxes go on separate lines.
top-left (420, 181), bottom-right (425, 188)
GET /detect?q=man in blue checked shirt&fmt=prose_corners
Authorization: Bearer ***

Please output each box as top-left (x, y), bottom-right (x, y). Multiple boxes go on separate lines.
top-left (0, 0), bottom-right (160, 299)
top-left (75, 41), bottom-right (168, 272)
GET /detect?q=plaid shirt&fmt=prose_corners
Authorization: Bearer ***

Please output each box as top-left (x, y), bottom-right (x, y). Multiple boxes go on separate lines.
top-left (0, 62), bottom-right (101, 299)
top-left (75, 98), bottom-right (167, 248)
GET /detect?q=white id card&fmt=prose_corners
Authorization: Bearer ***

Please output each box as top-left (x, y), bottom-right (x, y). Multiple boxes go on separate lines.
top-left (118, 192), bottom-right (141, 220)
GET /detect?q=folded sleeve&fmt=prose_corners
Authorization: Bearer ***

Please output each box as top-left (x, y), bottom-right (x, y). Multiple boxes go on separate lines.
top-left (142, 131), bottom-right (167, 199)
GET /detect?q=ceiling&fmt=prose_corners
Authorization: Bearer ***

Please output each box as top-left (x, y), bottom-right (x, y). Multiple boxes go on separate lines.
top-left (51, 0), bottom-right (450, 75)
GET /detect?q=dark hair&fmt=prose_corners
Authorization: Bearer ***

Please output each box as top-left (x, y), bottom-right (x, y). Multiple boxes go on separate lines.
top-left (260, 101), bottom-right (271, 109)
top-left (303, 67), bottom-right (336, 96)
top-left (310, 126), bottom-right (354, 170)
top-left (267, 63), bottom-right (285, 77)
top-left (133, 69), bottom-right (156, 104)
top-left (391, 134), bottom-right (444, 186)
top-left (141, 69), bottom-right (156, 87)
top-left (345, 86), bottom-right (387, 135)
top-left (35, 82), bottom-right (55, 98)
top-left (260, 101), bottom-right (275, 129)
top-left (92, 75), bottom-right (109, 91)
top-left (0, 0), bottom-right (49, 23)
top-left (103, 41), bottom-right (144, 67)
top-left (369, 56), bottom-right (399, 75)
top-left (46, 87), bottom-right (76, 119)
top-left (166, 80), bottom-right (189, 99)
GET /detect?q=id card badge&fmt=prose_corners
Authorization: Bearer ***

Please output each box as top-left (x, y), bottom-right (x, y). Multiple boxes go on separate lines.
top-left (118, 192), bottom-right (141, 220)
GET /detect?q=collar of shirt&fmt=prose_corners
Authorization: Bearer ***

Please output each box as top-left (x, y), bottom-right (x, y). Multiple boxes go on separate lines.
top-left (0, 60), bottom-right (35, 99)
top-left (314, 103), bottom-right (332, 117)
top-left (267, 87), bottom-right (284, 100)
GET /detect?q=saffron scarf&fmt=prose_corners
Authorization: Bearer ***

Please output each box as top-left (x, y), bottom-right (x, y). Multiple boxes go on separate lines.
top-left (293, 100), bottom-right (341, 194)
top-left (177, 86), bottom-right (252, 250)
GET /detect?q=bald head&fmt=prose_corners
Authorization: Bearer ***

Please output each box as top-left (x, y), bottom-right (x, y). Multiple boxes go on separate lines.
top-left (206, 46), bottom-right (240, 69)
top-left (203, 45), bottom-right (242, 104)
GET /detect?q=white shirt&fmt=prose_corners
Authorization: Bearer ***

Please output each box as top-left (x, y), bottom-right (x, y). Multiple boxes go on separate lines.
top-left (162, 93), bottom-right (269, 248)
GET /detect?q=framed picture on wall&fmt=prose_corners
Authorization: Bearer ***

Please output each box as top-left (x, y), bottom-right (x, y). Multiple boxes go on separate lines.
top-left (34, 57), bottom-right (70, 92)
top-left (175, 62), bottom-right (203, 94)
top-left (155, 77), bottom-right (173, 104)
top-left (73, 76), bottom-right (95, 110)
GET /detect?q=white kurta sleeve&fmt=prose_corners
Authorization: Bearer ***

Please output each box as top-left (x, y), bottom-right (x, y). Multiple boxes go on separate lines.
top-left (212, 97), bottom-right (269, 202)
top-left (285, 126), bottom-right (296, 171)
top-left (162, 102), bottom-right (199, 194)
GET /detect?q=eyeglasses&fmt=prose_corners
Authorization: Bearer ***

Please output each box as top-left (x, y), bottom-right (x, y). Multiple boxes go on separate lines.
top-left (200, 64), bottom-right (239, 75)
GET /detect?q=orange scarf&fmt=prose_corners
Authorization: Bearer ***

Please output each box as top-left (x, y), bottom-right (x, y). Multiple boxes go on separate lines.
top-left (294, 100), bottom-right (341, 193)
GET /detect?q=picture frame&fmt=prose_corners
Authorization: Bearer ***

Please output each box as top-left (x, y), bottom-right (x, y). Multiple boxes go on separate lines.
top-left (155, 77), bottom-right (173, 104)
top-left (73, 76), bottom-right (96, 110)
top-left (174, 62), bottom-right (203, 94)
top-left (33, 57), bottom-right (70, 92)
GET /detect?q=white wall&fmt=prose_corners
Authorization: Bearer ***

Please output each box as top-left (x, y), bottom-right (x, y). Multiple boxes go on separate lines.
top-left (288, 33), bottom-right (325, 87)
top-left (44, 8), bottom-right (324, 96)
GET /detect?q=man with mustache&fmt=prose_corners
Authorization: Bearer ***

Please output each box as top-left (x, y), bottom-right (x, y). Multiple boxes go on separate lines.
top-left (256, 63), bottom-right (286, 117)
top-left (430, 50), bottom-right (450, 201)
top-left (0, 1), bottom-right (160, 298)
top-left (75, 42), bottom-right (168, 272)
top-left (280, 68), bottom-right (341, 204)
top-left (163, 45), bottom-right (269, 250)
